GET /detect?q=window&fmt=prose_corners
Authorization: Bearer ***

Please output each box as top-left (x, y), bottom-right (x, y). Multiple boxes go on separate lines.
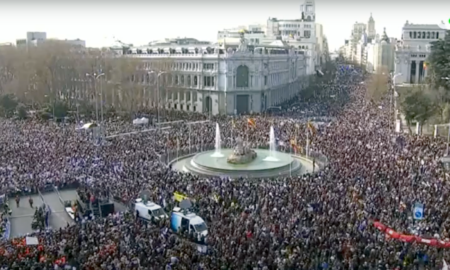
top-left (174, 104), bottom-right (177, 109)
top-left (181, 104), bottom-right (183, 110)
top-left (417, 32), bottom-right (421, 38)
top-left (422, 31), bottom-right (425, 38)
top-left (194, 76), bottom-right (198, 86)
top-left (187, 76), bottom-right (191, 86)
top-left (437, 32), bottom-right (440, 39)
top-left (187, 92), bottom-right (191, 101)
top-left (187, 105), bottom-right (190, 111)
top-left (193, 106), bottom-right (196, 112)
top-left (203, 63), bottom-right (214, 70)
top-left (264, 76), bottom-right (268, 86)
top-left (304, 30), bottom-right (311, 38)
top-left (432, 32), bottom-right (436, 39)
top-left (413, 31), bottom-right (416, 38)
top-left (181, 75), bottom-right (184, 85)
top-left (409, 31), bottom-right (412, 38)
top-left (427, 31), bottom-right (430, 39)
top-left (175, 75), bottom-right (179, 85)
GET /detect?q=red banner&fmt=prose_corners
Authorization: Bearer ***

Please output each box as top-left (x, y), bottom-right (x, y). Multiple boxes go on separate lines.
top-left (373, 221), bottom-right (450, 248)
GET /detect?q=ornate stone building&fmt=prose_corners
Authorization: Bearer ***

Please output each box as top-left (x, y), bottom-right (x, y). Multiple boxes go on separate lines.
top-left (394, 22), bottom-right (447, 84)
top-left (112, 36), bottom-right (307, 115)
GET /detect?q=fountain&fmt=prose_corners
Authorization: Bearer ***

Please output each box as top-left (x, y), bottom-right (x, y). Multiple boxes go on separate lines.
top-left (211, 123), bottom-right (224, 158)
top-left (263, 126), bottom-right (279, 162)
top-left (169, 125), bottom-right (318, 179)
top-left (227, 137), bottom-right (257, 164)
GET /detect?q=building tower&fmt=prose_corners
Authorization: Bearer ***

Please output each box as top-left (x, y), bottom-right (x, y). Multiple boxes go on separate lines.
top-left (300, 0), bottom-right (315, 22)
top-left (368, 13), bottom-right (376, 40)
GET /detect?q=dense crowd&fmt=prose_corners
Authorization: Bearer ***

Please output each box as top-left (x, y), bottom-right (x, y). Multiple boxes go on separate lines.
top-left (0, 64), bottom-right (449, 269)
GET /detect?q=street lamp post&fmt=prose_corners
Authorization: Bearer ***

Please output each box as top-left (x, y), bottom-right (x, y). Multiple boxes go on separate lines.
top-left (86, 72), bottom-right (105, 123)
top-left (391, 73), bottom-right (402, 131)
top-left (148, 71), bottom-right (167, 123)
top-left (442, 77), bottom-right (450, 155)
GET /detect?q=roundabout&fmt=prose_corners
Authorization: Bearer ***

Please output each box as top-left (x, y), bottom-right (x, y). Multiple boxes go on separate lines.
top-left (171, 126), bottom-right (320, 178)
top-left (171, 149), bottom-right (315, 178)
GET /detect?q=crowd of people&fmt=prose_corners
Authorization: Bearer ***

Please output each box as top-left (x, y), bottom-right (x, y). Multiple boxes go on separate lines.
top-left (0, 63), bottom-right (449, 269)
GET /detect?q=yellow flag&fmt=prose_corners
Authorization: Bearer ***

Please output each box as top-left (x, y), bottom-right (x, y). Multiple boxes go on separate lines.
top-left (174, 192), bottom-right (188, 202)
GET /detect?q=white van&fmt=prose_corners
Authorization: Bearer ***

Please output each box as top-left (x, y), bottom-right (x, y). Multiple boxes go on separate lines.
top-left (133, 198), bottom-right (168, 222)
top-left (170, 207), bottom-right (208, 243)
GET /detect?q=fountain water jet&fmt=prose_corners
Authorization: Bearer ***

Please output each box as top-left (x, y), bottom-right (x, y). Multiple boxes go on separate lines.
top-left (211, 123), bottom-right (224, 158)
top-left (263, 126), bottom-right (279, 162)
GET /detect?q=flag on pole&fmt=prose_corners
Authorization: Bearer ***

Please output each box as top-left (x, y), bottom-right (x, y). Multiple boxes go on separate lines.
top-left (231, 119), bottom-right (236, 129)
top-left (247, 118), bottom-right (256, 128)
top-left (443, 259), bottom-right (448, 270)
top-left (307, 121), bottom-right (317, 135)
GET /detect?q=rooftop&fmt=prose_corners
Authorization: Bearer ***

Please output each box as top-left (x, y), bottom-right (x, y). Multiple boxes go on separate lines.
top-left (403, 22), bottom-right (441, 30)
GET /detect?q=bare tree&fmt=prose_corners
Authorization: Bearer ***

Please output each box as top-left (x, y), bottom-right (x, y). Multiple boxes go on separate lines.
top-left (366, 66), bottom-right (389, 102)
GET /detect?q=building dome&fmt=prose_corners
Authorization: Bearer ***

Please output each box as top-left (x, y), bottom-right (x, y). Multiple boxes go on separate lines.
top-left (368, 13), bottom-right (374, 22)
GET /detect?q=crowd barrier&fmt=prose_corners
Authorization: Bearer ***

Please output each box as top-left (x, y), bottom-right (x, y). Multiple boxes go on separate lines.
top-left (53, 186), bottom-right (65, 207)
top-left (8, 181), bottom-right (80, 198)
top-left (373, 221), bottom-right (450, 247)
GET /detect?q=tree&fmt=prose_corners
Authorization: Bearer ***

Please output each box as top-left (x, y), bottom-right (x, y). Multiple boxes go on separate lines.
top-left (400, 87), bottom-right (435, 133)
top-left (427, 30), bottom-right (450, 91)
top-left (47, 100), bottom-right (69, 119)
top-left (0, 94), bottom-right (18, 117)
top-left (366, 67), bottom-right (389, 102)
top-left (17, 104), bottom-right (28, 119)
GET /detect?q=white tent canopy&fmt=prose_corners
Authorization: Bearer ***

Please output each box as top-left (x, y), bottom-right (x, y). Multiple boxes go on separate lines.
top-left (133, 117), bottom-right (149, 125)
top-left (76, 122), bottom-right (97, 130)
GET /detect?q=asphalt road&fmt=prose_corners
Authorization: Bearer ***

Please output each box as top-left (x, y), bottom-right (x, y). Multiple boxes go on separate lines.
top-left (8, 189), bottom-right (129, 238)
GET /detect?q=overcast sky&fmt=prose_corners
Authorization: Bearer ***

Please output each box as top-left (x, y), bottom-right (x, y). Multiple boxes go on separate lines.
top-left (0, 0), bottom-right (449, 51)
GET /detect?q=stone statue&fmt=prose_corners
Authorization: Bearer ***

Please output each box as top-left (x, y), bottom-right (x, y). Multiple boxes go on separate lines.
top-left (236, 32), bottom-right (248, 53)
top-left (227, 137), bottom-right (257, 164)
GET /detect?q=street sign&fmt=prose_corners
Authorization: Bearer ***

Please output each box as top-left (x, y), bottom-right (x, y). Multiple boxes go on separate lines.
top-left (413, 202), bottom-right (424, 220)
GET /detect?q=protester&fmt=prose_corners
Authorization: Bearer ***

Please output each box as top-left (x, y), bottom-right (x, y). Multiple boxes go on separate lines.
top-left (0, 63), bottom-right (448, 269)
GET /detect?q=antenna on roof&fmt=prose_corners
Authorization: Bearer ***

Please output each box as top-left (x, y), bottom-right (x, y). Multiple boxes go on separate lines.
top-left (140, 190), bottom-right (151, 204)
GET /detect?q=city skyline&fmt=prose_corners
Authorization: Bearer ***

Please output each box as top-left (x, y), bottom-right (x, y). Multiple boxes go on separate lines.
top-left (1, 0), bottom-right (449, 51)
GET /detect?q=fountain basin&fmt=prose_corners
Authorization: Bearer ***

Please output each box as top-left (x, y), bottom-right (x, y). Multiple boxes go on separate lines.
top-left (172, 149), bottom-right (307, 178)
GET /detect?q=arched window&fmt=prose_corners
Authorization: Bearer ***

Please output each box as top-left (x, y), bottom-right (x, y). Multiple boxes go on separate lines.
top-left (193, 76), bottom-right (198, 86)
top-left (187, 76), bottom-right (191, 86)
top-left (437, 32), bottom-right (440, 39)
top-left (417, 32), bottom-right (421, 38)
top-left (426, 31), bottom-right (430, 39)
top-left (413, 31), bottom-right (417, 38)
top-left (236, 65), bottom-right (250, 88)
top-left (422, 32), bottom-right (425, 38)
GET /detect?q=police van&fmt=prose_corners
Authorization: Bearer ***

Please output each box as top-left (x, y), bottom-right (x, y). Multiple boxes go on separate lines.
top-left (170, 207), bottom-right (208, 243)
top-left (133, 198), bottom-right (168, 222)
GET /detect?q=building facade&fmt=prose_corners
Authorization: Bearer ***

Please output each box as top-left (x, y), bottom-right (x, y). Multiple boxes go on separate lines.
top-left (365, 28), bottom-right (395, 73)
top-left (265, 0), bottom-right (324, 74)
top-left (394, 22), bottom-right (447, 84)
top-left (112, 36), bottom-right (307, 115)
